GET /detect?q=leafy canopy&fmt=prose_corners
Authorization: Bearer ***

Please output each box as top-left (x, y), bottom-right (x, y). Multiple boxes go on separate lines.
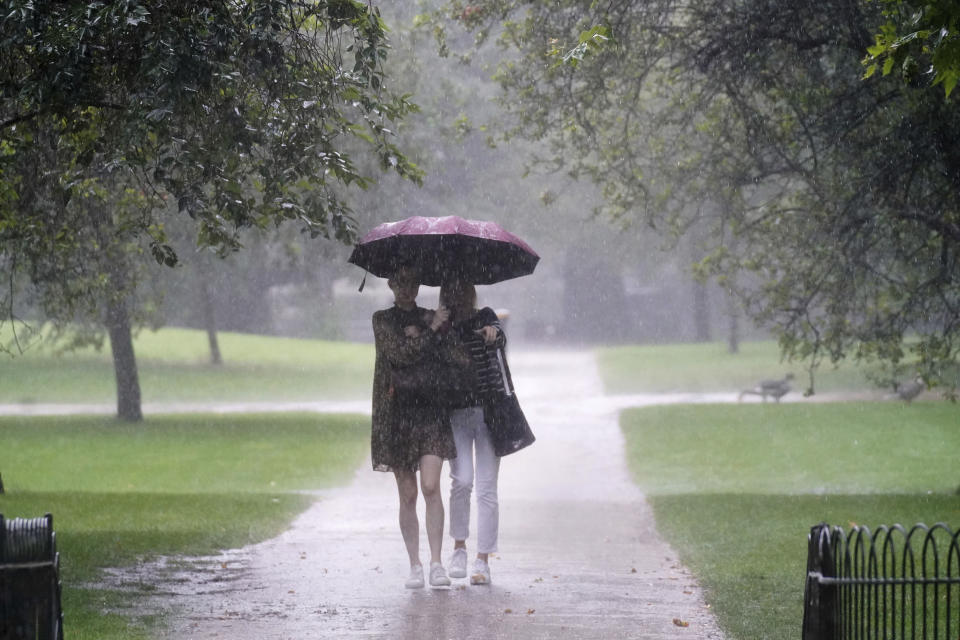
top-left (426, 0), bottom-right (960, 394)
top-left (864, 0), bottom-right (960, 97)
top-left (1, 0), bottom-right (421, 333)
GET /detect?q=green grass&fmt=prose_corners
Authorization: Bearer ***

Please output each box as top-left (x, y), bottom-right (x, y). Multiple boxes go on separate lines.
top-left (622, 403), bottom-right (958, 495)
top-left (651, 494), bottom-right (959, 639)
top-left (0, 326), bottom-right (374, 403)
top-left (597, 340), bottom-right (882, 394)
top-left (618, 403), bottom-right (960, 640)
top-left (0, 413), bottom-right (369, 639)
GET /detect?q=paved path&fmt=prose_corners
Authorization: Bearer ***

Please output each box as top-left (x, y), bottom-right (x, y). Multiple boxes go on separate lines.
top-left (96, 350), bottom-right (726, 639)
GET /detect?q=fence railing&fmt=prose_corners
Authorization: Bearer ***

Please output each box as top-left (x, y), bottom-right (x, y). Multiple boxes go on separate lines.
top-left (0, 513), bottom-right (64, 640)
top-left (803, 522), bottom-right (960, 639)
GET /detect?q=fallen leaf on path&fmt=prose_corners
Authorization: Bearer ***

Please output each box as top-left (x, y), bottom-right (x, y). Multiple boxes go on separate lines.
top-left (673, 618), bottom-right (690, 627)
top-left (527, 609), bottom-right (536, 615)
top-left (504, 608), bottom-right (513, 614)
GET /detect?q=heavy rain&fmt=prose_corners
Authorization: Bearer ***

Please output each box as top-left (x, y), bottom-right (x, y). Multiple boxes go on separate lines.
top-left (1, 2), bottom-right (958, 639)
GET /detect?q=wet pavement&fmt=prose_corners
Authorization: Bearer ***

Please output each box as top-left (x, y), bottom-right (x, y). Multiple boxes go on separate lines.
top-left (85, 350), bottom-right (725, 639)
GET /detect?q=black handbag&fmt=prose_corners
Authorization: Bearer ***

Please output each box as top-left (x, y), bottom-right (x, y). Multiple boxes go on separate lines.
top-left (483, 392), bottom-right (535, 457)
top-left (391, 355), bottom-right (476, 408)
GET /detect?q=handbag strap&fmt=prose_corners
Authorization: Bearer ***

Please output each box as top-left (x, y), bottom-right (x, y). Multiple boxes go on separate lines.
top-left (493, 346), bottom-right (514, 397)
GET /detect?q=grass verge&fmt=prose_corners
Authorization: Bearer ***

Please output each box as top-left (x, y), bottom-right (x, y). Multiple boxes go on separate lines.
top-left (619, 402), bottom-right (960, 639)
top-left (0, 327), bottom-right (374, 403)
top-left (0, 413), bottom-right (369, 639)
top-left (597, 340), bottom-right (881, 394)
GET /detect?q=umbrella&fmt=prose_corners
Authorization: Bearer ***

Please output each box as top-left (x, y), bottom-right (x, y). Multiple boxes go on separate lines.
top-left (348, 216), bottom-right (539, 287)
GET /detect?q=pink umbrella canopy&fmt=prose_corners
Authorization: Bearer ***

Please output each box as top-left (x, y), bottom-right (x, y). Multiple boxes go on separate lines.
top-left (348, 216), bottom-right (539, 286)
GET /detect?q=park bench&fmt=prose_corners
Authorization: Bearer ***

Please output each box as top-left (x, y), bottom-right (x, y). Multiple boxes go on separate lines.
top-left (803, 522), bottom-right (960, 639)
top-left (0, 513), bottom-right (64, 640)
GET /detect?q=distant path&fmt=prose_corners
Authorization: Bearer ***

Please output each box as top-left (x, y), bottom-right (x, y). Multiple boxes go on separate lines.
top-left (93, 350), bottom-right (724, 639)
top-left (0, 400), bottom-right (372, 416)
top-left (0, 385), bottom-right (881, 418)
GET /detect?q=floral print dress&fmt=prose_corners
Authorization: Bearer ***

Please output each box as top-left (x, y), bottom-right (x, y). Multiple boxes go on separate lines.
top-left (370, 305), bottom-right (457, 472)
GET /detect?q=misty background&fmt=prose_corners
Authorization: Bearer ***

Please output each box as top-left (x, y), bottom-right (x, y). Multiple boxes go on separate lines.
top-left (150, 4), bottom-right (751, 352)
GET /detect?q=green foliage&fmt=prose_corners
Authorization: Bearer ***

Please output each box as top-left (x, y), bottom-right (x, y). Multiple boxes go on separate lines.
top-left (864, 0), bottom-right (960, 97)
top-left (434, 0), bottom-right (960, 393)
top-left (553, 24), bottom-right (613, 67)
top-left (0, 412), bottom-right (368, 638)
top-left (0, 0), bottom-right (421, 334)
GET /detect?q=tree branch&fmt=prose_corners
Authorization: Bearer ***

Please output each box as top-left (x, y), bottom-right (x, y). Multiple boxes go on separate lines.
top-left (1, 102), bottom-right (127, 131)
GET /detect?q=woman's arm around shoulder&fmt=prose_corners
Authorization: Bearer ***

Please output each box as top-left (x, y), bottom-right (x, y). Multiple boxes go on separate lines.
top-left (476, 307), bottom-right (506, 348)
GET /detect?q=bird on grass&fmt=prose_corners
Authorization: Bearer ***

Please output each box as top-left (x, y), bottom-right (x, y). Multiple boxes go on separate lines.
top-left (738, 373), bottom-right (794, 403)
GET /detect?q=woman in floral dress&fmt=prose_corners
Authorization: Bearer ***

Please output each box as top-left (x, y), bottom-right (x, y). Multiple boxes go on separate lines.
top-left (371, 265), bottom-right (456, 588)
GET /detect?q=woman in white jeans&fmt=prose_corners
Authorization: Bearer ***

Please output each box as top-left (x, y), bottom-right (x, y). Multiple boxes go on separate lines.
top-left (438, 279), bottom-right (505, 585)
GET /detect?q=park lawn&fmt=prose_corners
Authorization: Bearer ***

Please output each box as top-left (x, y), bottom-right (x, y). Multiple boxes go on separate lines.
top-left (0, 412), bottom-right (369, 640)
top-left (619, 402), bottom-right (960, 640)
top-left (597, 340), bottom-right (883, 394)
top-left (0, 326), bottom-right (374, 403)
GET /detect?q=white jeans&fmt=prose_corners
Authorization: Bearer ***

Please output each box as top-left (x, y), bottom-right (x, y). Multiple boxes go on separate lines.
top-left (448, 406), bottom-right (501, 554)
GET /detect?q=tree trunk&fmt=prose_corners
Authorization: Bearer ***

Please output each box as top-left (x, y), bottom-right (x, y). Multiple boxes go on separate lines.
top-left (198, 272), bottom-right (223, 365)
top-left (106, 298), bottom-right (143, 422)
top-left (692, 278), bottom-right (711, 342)
top-left (726, 288), bottom-right (740, 354)
top-left (686, 232), bottom-right (711, 343)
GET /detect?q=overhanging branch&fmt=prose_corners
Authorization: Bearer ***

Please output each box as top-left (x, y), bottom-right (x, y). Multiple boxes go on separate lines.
top-left (1, 102), bottom-right (127, 131)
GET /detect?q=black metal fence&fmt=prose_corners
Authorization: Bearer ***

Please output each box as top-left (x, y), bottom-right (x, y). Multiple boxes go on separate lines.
top-left (0, 513), bottom-right (64, 640)
top-left (803, 522), bottom-right (960, 639)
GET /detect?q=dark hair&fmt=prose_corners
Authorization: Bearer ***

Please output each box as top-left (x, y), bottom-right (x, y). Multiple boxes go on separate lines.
top-left (388, 263), bottom-right (420, 287)
top-left (440, 279), bottom-right (476, 309)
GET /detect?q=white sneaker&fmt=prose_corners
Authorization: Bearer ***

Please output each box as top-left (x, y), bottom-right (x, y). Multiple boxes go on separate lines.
top-left (405, 564), bottom-right (424, 589)
top-left (449, 548), bottom-right (468, 579)
top-left (470, 558), bottom-right (491, 585)
top-left (429, 561), bottom-right (451, 587)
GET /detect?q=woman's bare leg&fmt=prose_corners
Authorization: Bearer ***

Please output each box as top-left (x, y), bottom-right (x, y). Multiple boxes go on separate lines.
top-left (418, 454), bottom-right (445, 565)
top-left (394, 470), bottom-right (420, 567)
